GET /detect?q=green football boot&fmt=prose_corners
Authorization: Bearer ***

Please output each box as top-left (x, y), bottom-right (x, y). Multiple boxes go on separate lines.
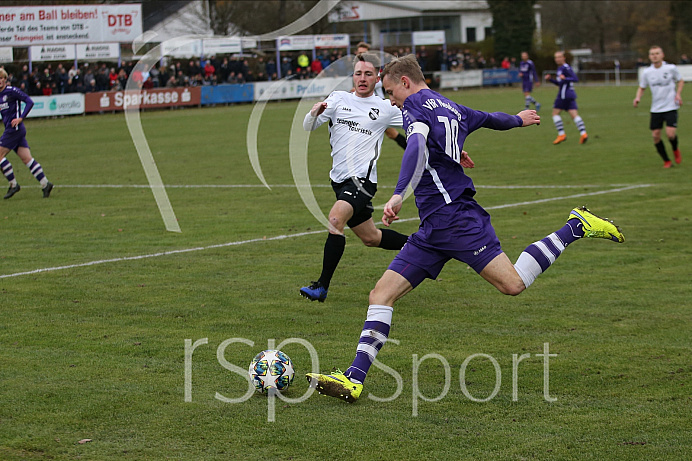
top-left (569, 206), bottom-right (625, 243)
top-left (306, 368), bottom-right (363, 403)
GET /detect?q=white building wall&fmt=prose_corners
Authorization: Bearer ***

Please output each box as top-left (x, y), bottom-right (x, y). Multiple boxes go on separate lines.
top-left (147, 1), bottom-right (213, 43)
top-left (460, 12), bottom-right (493, 43)
top-left (370, 21), bottom-right (381, 45)
top-left (331, 1), bottom-right (498, 46)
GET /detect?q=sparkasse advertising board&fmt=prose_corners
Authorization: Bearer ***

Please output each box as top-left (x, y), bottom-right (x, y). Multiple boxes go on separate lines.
top-left (85, 87), bottom-right (201, 113)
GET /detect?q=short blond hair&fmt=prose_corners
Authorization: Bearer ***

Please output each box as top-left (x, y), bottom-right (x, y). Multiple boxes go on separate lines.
top-left (380, 54), bottom-right (424, 84)
top-left (0, 68), bottom-right (7, 79)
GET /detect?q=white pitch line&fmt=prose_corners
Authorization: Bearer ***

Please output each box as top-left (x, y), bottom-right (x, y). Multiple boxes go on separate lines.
top-left (0, 184), bottom-right (650, 279)
top-left (482, 184), bottom-right (651, 210)
top-left (0, 230), bottom-right (326, 280)
top-left (17, 183), bottom-right (647, 189)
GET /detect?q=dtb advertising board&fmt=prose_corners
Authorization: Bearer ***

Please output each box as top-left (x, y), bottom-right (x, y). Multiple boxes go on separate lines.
top-left (0, 4), bottom-right (142, 46)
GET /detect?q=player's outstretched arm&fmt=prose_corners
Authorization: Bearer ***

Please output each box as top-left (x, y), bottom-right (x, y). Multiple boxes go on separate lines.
top-left (382, 194), bottom-right (403, 227)
top-left (311, 101), bottom-right (328, 117)
top-left (516, 110), bottom-right (540, 127)
top-left (303, 101), bottom-right (328, 131)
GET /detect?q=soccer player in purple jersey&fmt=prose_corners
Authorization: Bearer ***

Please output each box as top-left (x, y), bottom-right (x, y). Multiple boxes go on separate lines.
top-left (0, 68), bottom-right (53, 199)
top-left (306, 55), bottom-right (625, 402)
top-left (545, 51), bottom-right (588, 145)
top-left (519, 51), bottom-right (541, 111)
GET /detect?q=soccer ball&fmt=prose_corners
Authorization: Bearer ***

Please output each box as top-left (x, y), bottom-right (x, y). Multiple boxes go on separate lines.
top-left (248, 349), bottom-right (295, 394)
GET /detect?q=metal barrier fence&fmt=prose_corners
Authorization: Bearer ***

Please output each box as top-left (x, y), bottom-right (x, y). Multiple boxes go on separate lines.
top-left (541, 69), bottom-right (639, 86)
top-left (28, 67), bottom-right (657, 118)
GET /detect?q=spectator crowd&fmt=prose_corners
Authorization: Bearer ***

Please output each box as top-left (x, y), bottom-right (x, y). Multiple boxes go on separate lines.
top-left (8, 43), bottom-right (692, 97)
top-left (4, 49), bottom-right (359, 95)
top-left (4, 46), bottom-right (526, 96)
top-left (23, 43), bottom-right (690, 95)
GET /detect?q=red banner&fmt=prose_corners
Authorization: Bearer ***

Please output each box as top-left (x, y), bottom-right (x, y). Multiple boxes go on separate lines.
top-left (84, 87), bottom-right (201, 113)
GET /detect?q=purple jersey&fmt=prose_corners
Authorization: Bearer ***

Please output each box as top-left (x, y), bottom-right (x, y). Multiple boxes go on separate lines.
top-left (519, 59), bottom-right (538, 84)
top-left (548, 63), bottom-right (578, 100)
top-left (0, 85), bottom-right (33, 132)
top-left (395, 88), bottom-right (522, 221)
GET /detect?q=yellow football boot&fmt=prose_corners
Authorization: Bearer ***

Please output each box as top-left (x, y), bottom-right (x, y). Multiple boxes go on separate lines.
top-left (306, 368), bottom-right (363, 403)
top-left (569, 206), bottom-right (624, 243)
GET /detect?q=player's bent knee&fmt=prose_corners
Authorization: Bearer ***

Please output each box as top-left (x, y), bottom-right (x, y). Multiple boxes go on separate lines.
top-left (504, 283), bottom-right (526, 296)
top-left (328, 216), bottom-right (346, 233)
top-left (495, 279), bottom-right (526, 296)
top-left (360, 236), bottom-right (379, 247)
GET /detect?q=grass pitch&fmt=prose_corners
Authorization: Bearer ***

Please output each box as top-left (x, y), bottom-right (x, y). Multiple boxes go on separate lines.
top-left (0, 85), bottom-right (690, 460)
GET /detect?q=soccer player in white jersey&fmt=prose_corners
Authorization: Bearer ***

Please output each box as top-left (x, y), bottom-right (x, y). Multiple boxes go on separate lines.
top-left (356, 42), bottom-right (408, 150)
top-left (633, 45), bottom-right (684, 168)
top-left (299, 53), bottom-right (409, 302)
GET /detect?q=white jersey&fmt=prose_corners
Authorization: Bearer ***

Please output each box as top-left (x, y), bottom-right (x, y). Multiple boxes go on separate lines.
top-left (639, 62), bottom-right (682, 113)
top-left (303, 90), bottom-right (403, 184)
top-left (373, 80), bottom-right (386, 99)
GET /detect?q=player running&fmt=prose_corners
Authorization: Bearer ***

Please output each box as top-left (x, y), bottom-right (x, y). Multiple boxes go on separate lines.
top-left (355, 42), bottom-right (408, 150)
top-left (0, 68), bottom-right (53, 199)
top-left (633, 45), bottom-right (684, 168)
top-left (545, 51), bottom-right (588, 145)
top-left (519, 51), bottom-right (541, 111)
top-left (299, 53), bottom-right (409, 303)
top-left (306, 55), bottom-right (624, 402)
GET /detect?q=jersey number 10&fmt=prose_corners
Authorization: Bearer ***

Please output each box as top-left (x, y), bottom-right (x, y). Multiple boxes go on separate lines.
top-left (437, 116), bottom-right (461, 162)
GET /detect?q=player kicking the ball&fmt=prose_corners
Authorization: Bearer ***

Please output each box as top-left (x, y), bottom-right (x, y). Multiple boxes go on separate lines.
top-left (307, 55), bottom-right (624, 402)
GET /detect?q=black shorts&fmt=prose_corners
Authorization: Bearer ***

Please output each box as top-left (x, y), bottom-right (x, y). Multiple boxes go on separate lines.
top-left (650, 110), bottom-right (678, 130)
top-left (331, 177), bottom-right (377, 228)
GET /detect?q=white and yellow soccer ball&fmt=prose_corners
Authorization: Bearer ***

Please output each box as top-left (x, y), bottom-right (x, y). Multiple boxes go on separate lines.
top-left (248, 349), bottom-right (295, 394)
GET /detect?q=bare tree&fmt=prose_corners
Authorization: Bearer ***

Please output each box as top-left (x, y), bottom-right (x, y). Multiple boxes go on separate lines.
top-left (207, 0), bottom-right (330, 37)
top-left (671, 0), bottom-right (692, 55)
top-left (540, 0), bottom-right (676, 55)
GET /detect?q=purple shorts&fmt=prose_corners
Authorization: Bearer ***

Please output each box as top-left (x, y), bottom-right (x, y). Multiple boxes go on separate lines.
top-left (522, 81), bottom-right (534, 93)
top-left (388, 196), bottom-right (503, 288)
top-left (0, 127), bottom-right (29, 152)
top-left (553, 98), bottom-right (578, 111)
